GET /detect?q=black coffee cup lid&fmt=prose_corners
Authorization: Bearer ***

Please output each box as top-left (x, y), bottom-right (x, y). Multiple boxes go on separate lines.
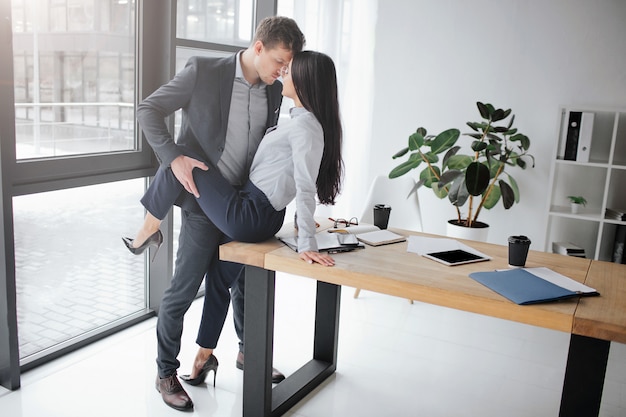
top-left (508, 235), bottom-right (530, 244)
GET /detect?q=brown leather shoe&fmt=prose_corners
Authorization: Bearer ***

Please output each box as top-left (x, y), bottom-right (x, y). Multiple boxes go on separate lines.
top-left (236, 351), bottom-right (286, 383)
top-left (155, 374), bottom-right (193, 411)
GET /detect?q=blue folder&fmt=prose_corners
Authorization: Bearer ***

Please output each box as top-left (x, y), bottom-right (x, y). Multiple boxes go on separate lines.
top-left (469, 269), bottom-right (592, 305)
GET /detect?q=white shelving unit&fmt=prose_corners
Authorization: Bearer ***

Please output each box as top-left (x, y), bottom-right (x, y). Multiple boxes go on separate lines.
top-left (545, 107), bottom-right (626, 262)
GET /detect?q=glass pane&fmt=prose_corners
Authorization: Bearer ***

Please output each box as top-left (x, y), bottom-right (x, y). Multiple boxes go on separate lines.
top-left (14, 179), bottom-right (148, 360)
top-left (176, 0), bottom-right (253, 46)
top-left (11, 0), bottom-right (137, 160)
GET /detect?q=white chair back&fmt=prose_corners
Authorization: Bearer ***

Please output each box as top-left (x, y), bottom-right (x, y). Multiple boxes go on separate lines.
top-left (360, 175), bottom-right (422, 232)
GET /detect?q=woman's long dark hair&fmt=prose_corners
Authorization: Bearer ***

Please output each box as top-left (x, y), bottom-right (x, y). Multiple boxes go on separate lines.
top-left (291, 51), bottom-right (343, 205)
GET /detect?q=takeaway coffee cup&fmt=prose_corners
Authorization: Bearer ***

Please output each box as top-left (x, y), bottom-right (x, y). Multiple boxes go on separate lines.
top-left (508, 235), bottom-right (531, 267)
top-left (373, 204), bottom-right (392, 229)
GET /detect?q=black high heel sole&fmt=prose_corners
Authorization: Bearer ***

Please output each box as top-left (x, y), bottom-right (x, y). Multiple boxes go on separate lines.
top-left (122, 230), bottom-right (163, 262)
top-left (180, 354), bottom-right (219, 387)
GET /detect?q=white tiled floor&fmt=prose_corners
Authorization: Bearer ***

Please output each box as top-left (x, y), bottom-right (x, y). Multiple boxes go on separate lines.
top-left (1, 273), bottom-right (625, 417)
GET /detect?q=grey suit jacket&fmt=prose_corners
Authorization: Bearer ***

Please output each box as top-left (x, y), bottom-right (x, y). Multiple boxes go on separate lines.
top-left (137, 54), bottom-right (283, 169)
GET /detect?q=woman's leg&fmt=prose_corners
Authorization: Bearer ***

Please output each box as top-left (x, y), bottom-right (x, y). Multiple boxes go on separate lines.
top-left (191, 168), bottom-right (284, 242)
top-left (131, 165), bottom-right (185, 246)
top-left (130, 212), bottom-right (161, 249)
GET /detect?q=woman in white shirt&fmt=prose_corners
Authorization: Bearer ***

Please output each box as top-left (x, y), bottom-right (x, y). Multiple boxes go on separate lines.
top-left (124, 50), bottom-right (343, 267)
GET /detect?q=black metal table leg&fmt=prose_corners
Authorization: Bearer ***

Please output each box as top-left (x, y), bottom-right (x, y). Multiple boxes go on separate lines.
top-left (559, 334), bottom-right (610, 417)
top-left (243, 266), bottom-right (341, 417)
top-left (243, 265), bottom-right (276, 417)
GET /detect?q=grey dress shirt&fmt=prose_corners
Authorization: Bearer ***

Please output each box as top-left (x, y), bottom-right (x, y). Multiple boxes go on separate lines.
top-left (137, 54), bottom-right (283, 212)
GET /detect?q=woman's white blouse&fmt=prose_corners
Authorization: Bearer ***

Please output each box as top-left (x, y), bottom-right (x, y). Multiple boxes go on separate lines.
top-left (249, 107), bottom-right (324, 252)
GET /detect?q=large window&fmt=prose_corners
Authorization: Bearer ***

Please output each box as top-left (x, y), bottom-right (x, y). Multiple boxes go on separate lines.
top-left (12, 0), bottom-right (136, 160)
top-left (176, 0), bottom-right (254, 46)
top-left (8, 0), bottom-right (151, 366)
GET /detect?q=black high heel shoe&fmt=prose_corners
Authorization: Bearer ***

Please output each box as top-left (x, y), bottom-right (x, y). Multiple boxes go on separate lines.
top-left (180, 354), bottom-right (219, 387)
top-left (121, 230), bottom-right (163, 262)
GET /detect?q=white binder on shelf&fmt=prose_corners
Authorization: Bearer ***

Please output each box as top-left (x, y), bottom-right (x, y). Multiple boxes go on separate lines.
top-left (576, 112), bottom-right (594, 162)
top-left (559, 111), bottom-right (594, 162)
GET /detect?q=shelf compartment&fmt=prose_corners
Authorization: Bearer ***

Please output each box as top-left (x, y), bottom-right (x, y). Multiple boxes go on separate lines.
top-left (557, 109), bottom-right (616, 164)
top-left (549, 163), bottom-right (607, 211)
top-left (599, 222), bottom-right (626, 263)
top-left (547, 216), bottom-right (599, 259)
top-left (606, 168), bottom-right (626, 212)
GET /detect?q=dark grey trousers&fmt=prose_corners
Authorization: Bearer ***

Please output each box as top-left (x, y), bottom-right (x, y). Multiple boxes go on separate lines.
top-left (144, 159), bottom-right (285, 378)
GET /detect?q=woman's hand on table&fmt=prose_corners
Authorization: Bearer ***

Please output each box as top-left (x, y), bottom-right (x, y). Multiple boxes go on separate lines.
top-left (300, 251), bottom-right (335, 266)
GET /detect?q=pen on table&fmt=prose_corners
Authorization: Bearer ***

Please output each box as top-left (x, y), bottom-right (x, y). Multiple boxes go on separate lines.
top-left (328, 217), bottom-right (358, 224)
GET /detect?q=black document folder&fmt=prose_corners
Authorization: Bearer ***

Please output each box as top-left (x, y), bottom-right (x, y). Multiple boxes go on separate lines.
top-left (469, 268), bottom-right (599, 305)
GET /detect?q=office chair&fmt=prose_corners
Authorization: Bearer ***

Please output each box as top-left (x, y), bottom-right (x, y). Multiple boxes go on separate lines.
top-left (354, 175), bottom-right (423, 301)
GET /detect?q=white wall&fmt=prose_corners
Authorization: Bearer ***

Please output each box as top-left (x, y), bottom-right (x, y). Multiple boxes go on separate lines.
top-left (362, 0), bottom-right (626, 247)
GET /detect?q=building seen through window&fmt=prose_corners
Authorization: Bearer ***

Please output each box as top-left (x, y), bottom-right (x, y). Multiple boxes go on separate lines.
top-left (11, 0), bottom-right (136, 160)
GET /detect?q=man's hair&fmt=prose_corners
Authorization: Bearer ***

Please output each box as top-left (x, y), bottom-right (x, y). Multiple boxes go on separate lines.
top-left (253, 16), bottom-right (305, 53)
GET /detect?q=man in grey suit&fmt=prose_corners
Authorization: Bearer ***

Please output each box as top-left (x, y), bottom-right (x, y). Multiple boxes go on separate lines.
top-left (136, 16), bottom-right (305, 411)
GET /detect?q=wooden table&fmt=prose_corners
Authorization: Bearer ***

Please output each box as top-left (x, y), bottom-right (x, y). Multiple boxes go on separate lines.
top-left (220, 228), bottom-right (626, 417)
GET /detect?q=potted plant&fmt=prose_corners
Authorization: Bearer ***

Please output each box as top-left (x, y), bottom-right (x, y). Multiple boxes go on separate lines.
top-left (389, 102), bottom-right (535, 240)
top-left (567, 195), bottom-right (587, 214)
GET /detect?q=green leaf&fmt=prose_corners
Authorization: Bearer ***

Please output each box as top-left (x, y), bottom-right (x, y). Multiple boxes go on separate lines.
top-left (506, 173), bottom-right (520, 203)
top-left (471, 141), bottom-right (487, 152)
top-left (408, 131), bottom-right (424, 150)
top-left (492, 109), bottom-right (505, 122)
top-left (490, 108), bottom-right (511, 122)
top-left (467, 121), bottom-right (489, 131)
top-left (482, 185), bottom-right (501, 209)
top-left (441, 146), bottom-right (460, 169)
top-left (466, 122), bottom-right (482, 132)
top-left (438, 169), bottom-right (463, 186)
top-left (509, 133), bottom-right (530, 150)
top-left (392, 147), bottom-right (409, 159)
top-left (487, 159), bottom-right (503, 178)
top-left (448, 175), bottom-right (469, 206)
top-left (419, 165), bottom-right (441, 188)
top-left (432, 181), bottom-right (449, 198)
top-left (520, 134), bottom-right (530, 150)
top-left (446, 154), bottom-right (473, 170)
top-left (477, 102), bottom-right (490, 119)
top-left (416, 127), bottom-right (427, 137)
top-left (389, 158), bottom-right (422, 178)
top-left (507, 114), bottom-right (515, 129)
top-left (421, 151), bottom-right (438, 164)
top-left (429, 128), bottom-right (460, 154)
top-left (499, 180), bottom-right (515, 209)
top-left (465, 161), bottom-right (490, 196)
top-left (487, 133), bottom-right (503, 143)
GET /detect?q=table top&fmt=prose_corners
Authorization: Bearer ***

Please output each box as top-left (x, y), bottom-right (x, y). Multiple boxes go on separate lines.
top-left (573, 260), bottom-right (626, 344)
top-left (220, 226), bottom-right (626, 340)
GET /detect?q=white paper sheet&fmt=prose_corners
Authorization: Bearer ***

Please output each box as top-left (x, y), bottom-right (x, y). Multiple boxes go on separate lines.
top-left (522, 267), bottom-right (597, 294)
top-left (406, 235), bottom-right (491, 259)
